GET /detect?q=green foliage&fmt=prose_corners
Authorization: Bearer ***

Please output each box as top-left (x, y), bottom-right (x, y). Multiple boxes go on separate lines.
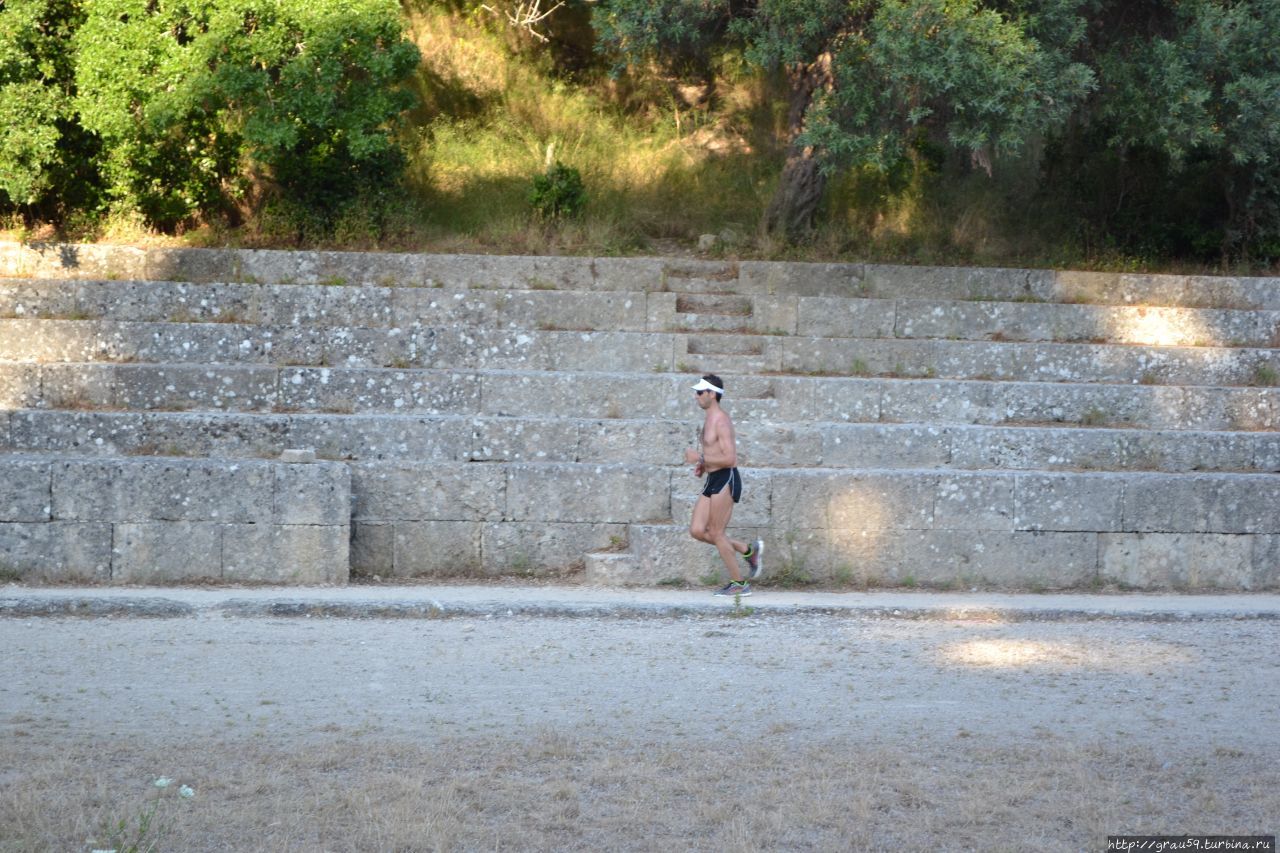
top-left (71, 0), bottom-right (419, 229)
top-left (592, 0), bottom-right (730, 74)
top-left (0, 0), bottom-right (94, 210)
top-left (530, 160), bottom-right (587, 219)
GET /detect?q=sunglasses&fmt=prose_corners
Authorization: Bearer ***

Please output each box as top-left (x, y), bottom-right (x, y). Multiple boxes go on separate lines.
top-left (695, 389), bottom-right (711, 396)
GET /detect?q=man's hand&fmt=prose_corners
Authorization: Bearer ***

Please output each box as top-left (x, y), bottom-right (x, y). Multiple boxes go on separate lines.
top-left (693, 462), bottom-right (705, 477)
top-left (683, 448), bottom-right (700, 465)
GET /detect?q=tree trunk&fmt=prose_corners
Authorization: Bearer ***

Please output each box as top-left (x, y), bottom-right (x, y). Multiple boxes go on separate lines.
top-left (764, 54), bottom-right (833, 242)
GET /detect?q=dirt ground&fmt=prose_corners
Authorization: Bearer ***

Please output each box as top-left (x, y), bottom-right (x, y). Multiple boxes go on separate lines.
top-left (3, 611), bottom-right (1278, 851)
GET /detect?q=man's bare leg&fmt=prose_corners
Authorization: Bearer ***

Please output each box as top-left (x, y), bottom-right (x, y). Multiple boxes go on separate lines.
top-left (690, 490), bottom-right (747, 582)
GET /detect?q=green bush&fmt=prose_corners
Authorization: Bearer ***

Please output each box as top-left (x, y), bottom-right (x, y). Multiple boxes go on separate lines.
top-left (530, 161), bottom-right (587, 219)
top-left (71, 0), bottom-right (420, 229)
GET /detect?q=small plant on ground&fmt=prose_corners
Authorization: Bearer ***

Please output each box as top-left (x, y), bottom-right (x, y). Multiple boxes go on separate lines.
top-left (1252, 365), bottom-right (1279, 387)
top-left (92, 776), bottom-right (195, 853)
top-left (530, 161), bottom-right (587, 220)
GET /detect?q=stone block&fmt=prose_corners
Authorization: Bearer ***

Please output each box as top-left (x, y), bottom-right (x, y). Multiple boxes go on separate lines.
top-left (394, 520), bottom-right (482, 576)
top-left (546, 331), bottom-right (674, 372)
top-left (1250, 536), bottom-right (1280, 589)
top-left (1122, 475), bottom-right (1214, 533)
top-left (278, 368), bottom-right (481, 415)
top-left (262, 284), bottom-right (394, 327)
top-left (471, 417), bottom-right (581, 463)
top-left (504, 463), bottom-right (670, 523)
top-left (624, 524), bottom-right (739, 584)
top-left (145, 247), bottom-right (240, 283)
top-left (0, 365), bottom-right (41, 408)
top-left (112, 364), bottom-right (279, 411)
top-left (34, 364), bottom-right (116, 410)
top-left (769, 470), bottom-right (935, 531)
top-left (274, 461), bottom-right (350, 525)
top-left (576, 419), bottom-right (688, 465)
top-left (582, 257), bottom-right (664, 292)
top-left (481, 521), bottom-right (626, 573)
top-left (223, 523), bottom-right (349, 583)
top-left (803, 378), bottom-right (881, 423)
top-left (480, 371), bottom-right (686, 420)
top-left (1202, 476), bottom-right (1280, 534)
top-left (286, 414), bottom-right (470, 462)
top-left (350, 522), bottom-right (394, 576)
top-left (908, 530), bottom-right (1099, 588)
top-left (0, 457), bottom-right (51, 521)
top-left (0, 280), bottom-right (80, 318)
top-left (323, 326), bottom-right (417, 368)
top-left (53, 459), bottom-right (272, 522)
top-left (0, 521), bottom-right (112, 581)
top-left (1099, 532), bottom-right (1255, 590)
top-left (351, 462), bottom-right (505, 522)
top-left (820, 423), bottom-right (950, 468)
top-left (862, 264), bottom-right (1053, 301)
top-left (1014, 473), bottom-right (1125, 532)
top-left (738, 260), bottom-right (866, 297)
top-left (934, 474), bottom-right (1015, 531)
top-left (10, 411), bottom-right (146, 455)
top-left (413, 253), bottom-right (593, 291)
top-left (796, 297), bottom-right (896, 338)
top-left (112, 522), bottom-right (223, 583)
top-left (417, 326), bottom-right (551, 370)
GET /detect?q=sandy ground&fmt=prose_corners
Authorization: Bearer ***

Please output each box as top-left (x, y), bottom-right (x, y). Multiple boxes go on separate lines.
top-left (3, 609), bottom-right (1278, 850)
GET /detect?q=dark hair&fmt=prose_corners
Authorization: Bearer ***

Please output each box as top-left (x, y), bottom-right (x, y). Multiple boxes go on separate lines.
top-left (703, 373), bottom-right (723, 402)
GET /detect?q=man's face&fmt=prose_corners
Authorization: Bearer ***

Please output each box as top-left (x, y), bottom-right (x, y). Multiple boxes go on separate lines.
top-left (695, 389), bottom-right (713, 410)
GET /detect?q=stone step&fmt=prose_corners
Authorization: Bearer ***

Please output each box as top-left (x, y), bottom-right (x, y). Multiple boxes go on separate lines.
top-left (5, 365), bottom-right (1277, 431)
top-left (4, 318), bottom-right (1277, 387)
top-left (7, 409), bottom-right (1277, 473)
top-left (7, 279), bottom-right (1278, 348)
top-left (588, 520), bottom-right (1277, 590)
top-left (6, 242), bottom-right (1280, 310)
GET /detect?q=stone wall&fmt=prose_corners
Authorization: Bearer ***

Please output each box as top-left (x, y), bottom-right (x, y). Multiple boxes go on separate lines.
top-left (0, 455), bottom-right (349, 583)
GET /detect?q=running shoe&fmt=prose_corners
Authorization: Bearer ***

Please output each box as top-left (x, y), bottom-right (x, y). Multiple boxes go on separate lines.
top-left (714, 581), bottom-right (751, 597)
top-left (745, 539), bottom-right (764, 579)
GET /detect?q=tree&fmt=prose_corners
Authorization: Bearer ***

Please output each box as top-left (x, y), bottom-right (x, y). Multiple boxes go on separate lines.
top-left (0, 0), bottom-right (97, 215)
top-left (594, 0), bottom-right (1096, 241)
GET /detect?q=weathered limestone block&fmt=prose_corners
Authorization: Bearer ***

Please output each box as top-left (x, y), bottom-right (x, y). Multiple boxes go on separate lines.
top-left (112, 364), bottom-right (279, 411)
top-left (820, 423), bottom-right (950, 468)
top-left (1250, 536), bottom-right (1280, 588)
top-left (576, 419), bottom-right (688, 465)
top-left (1189, 275), bottom-right (1280, 311)
top-left (1099, 532), bottom-right (1256, 589)
top-left (53, 459), bottom-right (272, 522)
top-left (546, 331), bottom-right (675, 372)
top-left (417, 326), bottom-right (552, 370)
top-left (479, 371), bottom-right (686, 420)
top-left (905, 530), bottom-right (1098, 587)
top-left (471, 417), bottom-right (581, 463)
top-left (11, 411), bottom-right (149, 455)
top-left (414, 253), bottom-right (593, 291)
top-left (274, 461), bottom-right (350, 525)
top-left (112, 522), bottom-right (223, 583)
top-left (589, 257), bottom-right (667, 292)
top-left (796, 297), bottom-right (896, 339)
top-left (934, 473), bottom-right (1015, 531)
top-left (481, 521), bottom-right (626, 573)
top-left (37, 364), bottom-right (117, 410)
top-left (0, 365), bottom-right (41, 409)
top-left (1014, 474), bottom-right (1125, 532)
top-left (350, 522), bottom-right (394, 576)
top-left (769, 470), bottom-right (936, 531)
top-left (504, 463), bottom-right (670, 523)
top-left (145, 247), bottom-right (240, 283)
top-left (286, 414), bottom-right (470, 462)
top-left (734, 422), bottom-right (823, 467)
top-left (1116, 474), bottom-right (1280, 534)
top-left (738, 260), bottom-right (866, 298)
top-left (393, 520), bottom-right (482, 576)
top-left (0, 457), bottom-right (51, 521)
top-left (261, 284), bottom-right (394, 327)
top-left (324, 326), bottom-right (417, 368)
top-left (0, 521), bottom-right (111, 581)
top-left (351, 462), bottom-right (505, 522)
top-left (862, 264), bottom-right (1054, 301)
top-left (223, 523), bottom-right (349, 583)
top-left (623, 523), bottom-right (743, 583)
top-left (278, 368), bottom-right (481, 415)
top-left (0, 280), bottom-right (80, 317)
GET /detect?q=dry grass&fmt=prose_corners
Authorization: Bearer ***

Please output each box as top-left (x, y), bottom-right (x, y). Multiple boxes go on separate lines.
top-left (3, 731), bottom-right (1276, 851)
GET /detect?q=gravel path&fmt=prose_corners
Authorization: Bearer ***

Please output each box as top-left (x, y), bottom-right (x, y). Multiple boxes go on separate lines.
top-left (5, 610), bottom-right (1278, 753)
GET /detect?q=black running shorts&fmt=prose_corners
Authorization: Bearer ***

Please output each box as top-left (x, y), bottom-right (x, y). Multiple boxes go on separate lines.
top-left (701, 467), bottom-right (742, 503)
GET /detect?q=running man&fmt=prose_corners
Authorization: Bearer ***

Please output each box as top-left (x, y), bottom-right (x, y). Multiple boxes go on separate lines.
top-left (684, 374), bottom-right (763, 596)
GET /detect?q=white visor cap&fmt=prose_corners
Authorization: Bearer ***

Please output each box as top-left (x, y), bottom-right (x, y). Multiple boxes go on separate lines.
top-left (691, 378), bottom-right (724, 395)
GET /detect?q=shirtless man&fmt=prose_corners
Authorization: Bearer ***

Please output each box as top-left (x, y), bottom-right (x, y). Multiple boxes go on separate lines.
top-left (683, 374), bottom-right (763, 596)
